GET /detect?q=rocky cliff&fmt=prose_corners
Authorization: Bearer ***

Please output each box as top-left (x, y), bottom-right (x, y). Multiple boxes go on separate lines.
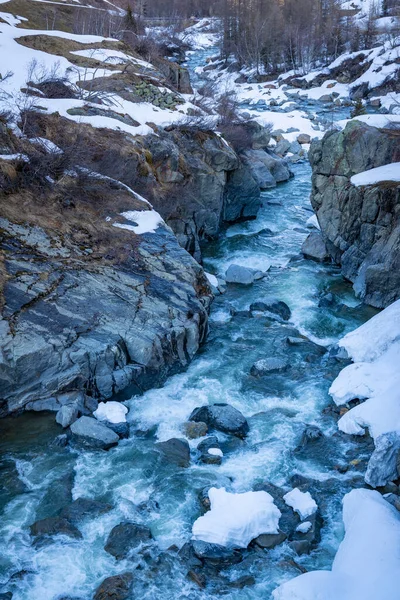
top-left (309, 119), bottom-right (400, 308)
top-left (0, 126), bottom-right (213, 417)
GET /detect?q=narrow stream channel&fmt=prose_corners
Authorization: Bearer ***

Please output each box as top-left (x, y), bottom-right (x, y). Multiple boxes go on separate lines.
top-left (0, 47), bottom-right (378, 600)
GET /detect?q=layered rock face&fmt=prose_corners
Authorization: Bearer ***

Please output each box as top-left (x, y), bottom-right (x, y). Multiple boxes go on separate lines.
top-left (309, 120), bottom-right (400, 308)
top-left (23, 112), bottom-right (262, 263)
top-left (0, 150), bottom-right (212, 416)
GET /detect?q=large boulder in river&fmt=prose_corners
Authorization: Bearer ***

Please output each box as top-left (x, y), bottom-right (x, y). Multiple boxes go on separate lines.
top-left (70, 417), bottom-right (119, 450)
top-left (104, 522), bottom-right (153, 560)
top-left (155, 438), bottom-right (191, 467)
top-left (189, 403), bottom-right (249, 438)
top-left (59, 498), bottom-right (112, 523)
top-left (301, 232), bottom-right (329, 262)
top-left (250, 358), bottom-right (289, 376)
top-left (30, 516), bottom-right (82, 541)
top-left (250, 298), bottom-right (291, 320)
top-left (309, 119), bottom-right (400, 308)
top-left (94, 573), bottom-right (133, 600)
top-left (225, 264), bottom-right (255, 285)
top-left (241, 149), bottom-right (292, 189)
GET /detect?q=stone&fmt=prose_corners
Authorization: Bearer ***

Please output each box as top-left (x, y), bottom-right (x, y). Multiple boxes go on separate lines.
top-left (187, 570), bottom-right (206, 588)
top-left (56, 404), bottom-right (79, 428)
top-left (275, 139), bottom-right (291, 156)
top-left (297, 134), bottom-right (311, 144)
top-left (93, 573), bottom-right (133, 600)
top-left (241, 149), bottom-right (292, 189)
top-left (318, 94), bottom-right (333, 103)
top-left (189, 404), bottom-right (249, 438)
top-left (70, 417), bottom-right (119, 450)
top-left (59, 498), bottom-right (112, 523)
top-left (104, 522), bottom-right (153, 560)
top-left (254, 530), bottom-right (287, 549)
top-left (296, 425), bottom-right (324, 450)
top-left (29, 516), bottom-right (82, 540)
top-left (365, 432), bottom-right (400, 488)
top-left (250, 358), bottom-right (289, 376)
top-left (183, 421), bottom-right (208, 439)
top-left (191, 540), bottom-right (243, 565)
top-left (301, 232), bottom-right (329, 262)
top-left (197, 436), bottom-right (222, 465)
top-left (155, 438), bottom-right (191, 467)
top-left (225, 264), bottom-right (255, 285)
top-left (250, 299), bottom-right (291, 320)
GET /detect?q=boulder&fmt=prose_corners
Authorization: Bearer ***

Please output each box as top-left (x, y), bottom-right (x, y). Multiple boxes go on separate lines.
top-left (183, 421), bottom-right (208, 439)
top-left (93, 573), bottom-right (133, 600)
top-left (319, 94), bottom-right (333, 103)
top-left (250, 358), bottom-right (289, 376)
top-left (242, 149), bottom-right (292, 189)
top-left (275, 139), bottom-right (291, 156)
top-left (59, 498), bottom-right (112, 523)
top-left (225, 264), bottom-right (255, 285)
top-left (250, 299), bottom-right (291, 320)
top-left (29, 516), bottom-right (82, 540)
top-left (155, 438), bottom-right (191, 467)
top-left (56, 404), bottom-right (79, 428)
top-left (254, 531), bottom-right (287, 549)
top-left (191, 541), bottom-right (243, 566)
top-left (105, 522), bottom-right (152, 560)
top-left (365, 432), bottom-right (400, 488)
top-left (70, 417), bottom-right (119, 450)
top-left (197, 436), bottom-right (223, 465)
top-left (301, 232), bottom-right (329, 262)
top-left (189, 404), bottom-right (249, 438)
top-left (297, 134), bottom-right (311, 144)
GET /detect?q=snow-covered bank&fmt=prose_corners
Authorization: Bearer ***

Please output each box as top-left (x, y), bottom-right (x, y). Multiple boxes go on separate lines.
top-left (273, 488), bottom-right (400, 600)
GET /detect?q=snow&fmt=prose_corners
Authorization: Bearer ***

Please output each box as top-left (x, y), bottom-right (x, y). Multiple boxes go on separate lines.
top-left (306, 214), bottom-right (320, 230)
top-left (296, 521), bottom-right (312, 534)
top-left (329, 300), bottom-right (400, 440)
top-left (351, 163), bottom-right (400, 186)
top-left (205, 272), bottom-right (219, 288)
top-left (94, 401), bottom-right (128, 424)
top-left (0, 153), bottom-right (28, 161)
top-left (273, 488), bottom-right (400, 600)
top-left (337, 299), bottom-right (400, 363)
top-left (191, 487), bottom-right (281, 548)
top-left (29, 137), bottom-right (63, 154)
top-left (208, 448), bottom-right (223, 457)
top-left (113, 210), bottom-right (164, 235)
top-left (283, 488), bottom-right (317, 520)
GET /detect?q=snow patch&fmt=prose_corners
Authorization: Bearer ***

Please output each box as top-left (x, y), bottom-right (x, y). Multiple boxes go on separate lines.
top-left (113, 210), bottom-right (164, 235)
top-left (192, 487), bottom-right (281, 548)
top-left (283, 488), bottom-right (317, 520)
top-left (94, 401), bottom-right (128, 424)
top-left (351, 163), bottom-right (400, 187)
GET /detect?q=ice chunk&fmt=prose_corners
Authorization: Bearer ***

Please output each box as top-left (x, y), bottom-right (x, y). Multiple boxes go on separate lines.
top-left (208, 448), bottom-right (223, 457)
top-left (192, 487), bottom-right (281, 548)
top-left (283, 488), bottom-right (317, 520)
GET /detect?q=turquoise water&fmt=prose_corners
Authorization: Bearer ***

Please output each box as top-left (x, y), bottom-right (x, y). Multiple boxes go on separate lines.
top-left (0, 48), bottom-right (377, 600)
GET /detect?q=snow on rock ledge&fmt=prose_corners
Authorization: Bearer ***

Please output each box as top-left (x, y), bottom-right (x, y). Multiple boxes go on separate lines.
top-left (283, 488), bottom-right (317, 520)
top-left (113, 210), bottom-right (164, 235)
top-left (272, 489), bottom-right (400, 600)
top-left (94, 401), bottom-right (128, 424)
top-left (192, 487), bottom-right (281, 548)
top-left (350, 163), bottom-right (400, 187)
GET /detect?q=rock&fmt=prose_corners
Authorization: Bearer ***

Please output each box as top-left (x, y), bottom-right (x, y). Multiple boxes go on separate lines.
top-left (289, 512), bottom-right (323, 555)
top-left (56, 404), bottom-right (79, 428)
top-left (30, 516), bottom-right (82, 540)
top-left (275, 139), bottom-right (291, 156)
top-left (365, 432), bottom-right (400, 488)
top-left (318, 292), bottom-right (341, 308)
top-left (301, 232), bottom-right (329, 262)
top-left (93, 573), bottom-right (133, 600)
top-left (241, 149), bottom-right (292, 189)
top-left (0, 594), bottom-right (12, 600)
top-left (189, 404), bottom-right (249, 438)
top-left (250, 358), bottom-right (289, 376)
top-left (187, 569), bottom-right (206, 588)
top-left (296, 425), bottom-right (324, 450)
top-left (59, 498), bottom-right (112, 523)
top-left (191, 541), bottom-right (243, 566)
top-left (289, 141), bottom-right (302, 155)
top-left (155, 438), bottom-right (191, 467)
top-left (183, 421), bottom-right (208, 439)
top-left (319, 94), bottom-right (333, 103)
top-left (254, 530), bottom-right (287, 548)
top-left (224, 161), bottom-right (261, 222)
top-left (297, 134), bottom-right (311, 144)
top-left (178, 542), bottom-right (203, 569)
top-left (104, 522), bottom-right (153, 560)
top-left (50, 433), bottom-right (70, 448)
top-left (70, 417), bottom-right (119, 450)
top-left (250, 299), bottom-right (291, 320)
top-left (309, 119), bottom-right (400, 308)
top-left (225, 264), bottom-right (255, 285)
top-left (197, 436), bottom-right (223, 465)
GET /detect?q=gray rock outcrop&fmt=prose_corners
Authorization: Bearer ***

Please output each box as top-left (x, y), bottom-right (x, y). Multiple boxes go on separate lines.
top-left (189, 403), bottom-right (249, 438)
top-left (309, 119), bottom-right (400, 307)
top-left (365, 432), bottom-right (400, 488)
top-left (70, 417), bottom-right (119, 450)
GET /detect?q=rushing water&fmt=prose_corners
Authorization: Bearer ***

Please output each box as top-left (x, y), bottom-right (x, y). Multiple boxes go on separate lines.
top-left (0, 51), bottom-right (378, 600)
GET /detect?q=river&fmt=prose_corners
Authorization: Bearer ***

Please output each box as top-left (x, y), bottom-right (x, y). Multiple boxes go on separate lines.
top-left (0, 47), bottom-right (377, 600)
